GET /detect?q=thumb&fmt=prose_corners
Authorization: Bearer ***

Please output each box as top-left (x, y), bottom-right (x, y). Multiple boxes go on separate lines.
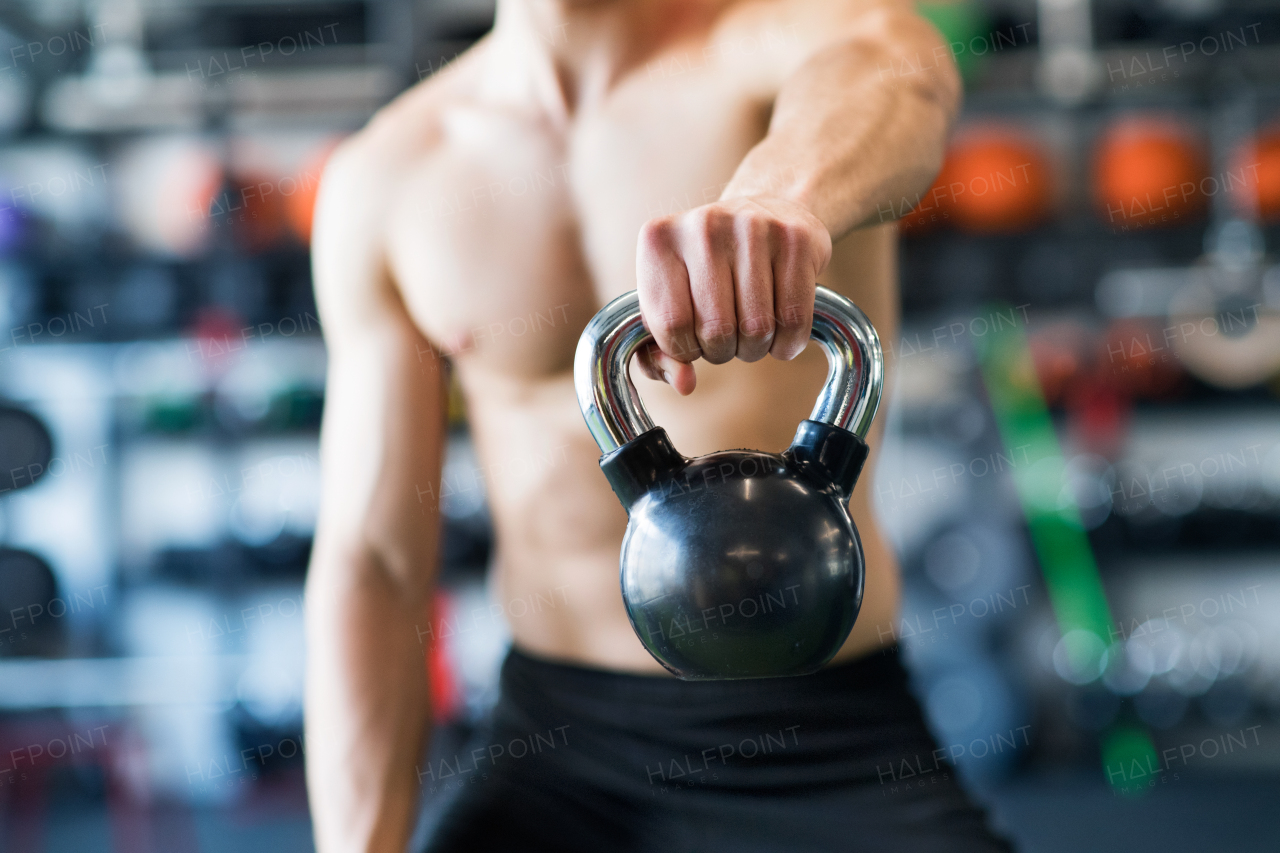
top-left (637, 341), bottom-right (697, 396)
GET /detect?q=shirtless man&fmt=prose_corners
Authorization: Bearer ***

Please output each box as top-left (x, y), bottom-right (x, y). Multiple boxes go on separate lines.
top-left (305, 1), bottom-right (1008, 850)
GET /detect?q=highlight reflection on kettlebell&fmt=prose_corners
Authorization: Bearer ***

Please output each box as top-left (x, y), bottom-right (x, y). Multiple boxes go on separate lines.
top-left (574, 286), bottom-right (884, 680)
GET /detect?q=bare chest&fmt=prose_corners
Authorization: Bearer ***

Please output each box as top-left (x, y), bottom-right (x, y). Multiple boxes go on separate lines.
top-left (385, 72), bottom-right (773, 379)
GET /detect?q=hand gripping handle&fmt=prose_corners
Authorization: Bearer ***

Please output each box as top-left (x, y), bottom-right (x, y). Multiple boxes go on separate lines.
top-left (573, 286), bottom-right (884, 454)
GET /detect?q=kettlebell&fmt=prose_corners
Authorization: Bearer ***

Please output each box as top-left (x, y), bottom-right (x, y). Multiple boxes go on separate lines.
top-left (574, 286), bottom-right (884, 680)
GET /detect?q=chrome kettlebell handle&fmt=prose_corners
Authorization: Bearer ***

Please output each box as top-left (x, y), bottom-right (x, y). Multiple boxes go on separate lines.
top-left (574, 286), bottom-right (884, 454)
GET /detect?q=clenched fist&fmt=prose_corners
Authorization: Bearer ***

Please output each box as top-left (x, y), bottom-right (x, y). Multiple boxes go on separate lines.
top-left (635, 195), bottom-right (833, 396)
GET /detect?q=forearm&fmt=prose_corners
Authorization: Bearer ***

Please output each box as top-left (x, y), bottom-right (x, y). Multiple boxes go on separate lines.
top-left (306, 552), bottom-right (432, 853)
top-left (722, 10), bottom-right (960, 240)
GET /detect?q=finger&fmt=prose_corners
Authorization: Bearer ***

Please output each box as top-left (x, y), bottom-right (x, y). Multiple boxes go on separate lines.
top-left (684, 208), bottom-right (737, 365)
top-left (769, 225), bottom-right (817, 361)
top-left (667, 360), bottom-right (697, 395)
top-left (635, 340), bottom-right (664, 381)
top-left (733, 213), bottom-right (776, 363)
top-left (636, 343), bottom-right (698, 394)
top-left (637, 218), bottom-right (700, 364)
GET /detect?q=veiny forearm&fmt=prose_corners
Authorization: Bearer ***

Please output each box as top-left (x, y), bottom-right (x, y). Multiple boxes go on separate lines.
top-left (722, 10), bottom-right (961, 240)
top-left (306, 553), bottom-right (433, 853)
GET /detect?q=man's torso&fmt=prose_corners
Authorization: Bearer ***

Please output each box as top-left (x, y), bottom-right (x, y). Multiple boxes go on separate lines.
top-left (369, 4), bottom-right (902, 672)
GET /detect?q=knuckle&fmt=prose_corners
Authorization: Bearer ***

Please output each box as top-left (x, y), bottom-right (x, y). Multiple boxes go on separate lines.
top-left (775, 303), bottom-right (810, 331)
top-left (698, 318), bottom-right (736, 342)
top-left (671, 332), bottom-right (702, 359)
top-left (657, 320), bottom-right (700, 359)
top-left (704, 206), bottom-right (733, 228)
top-left (740, 313), bottom-right (776, 339)
top-left (779, 221), bottom-right (810, 252)
top-left (650, 300), bottom-right (691, 330)
top-left (763, 216), bottom-right (785, 246)
top-left (638, 217), bottom-right (674, 250)
top-left (649, 309), bottom-right (689, 340)
top-left (693, 206), bottom-right (732, 240)
top-left (697, 318), bottom-right (736, 362)
top-left (737, 211), bottom-right (771, 243)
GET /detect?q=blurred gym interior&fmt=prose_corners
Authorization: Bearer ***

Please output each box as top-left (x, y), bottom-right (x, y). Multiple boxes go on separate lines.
top-left (0, 1), bottom-right (1279, 850)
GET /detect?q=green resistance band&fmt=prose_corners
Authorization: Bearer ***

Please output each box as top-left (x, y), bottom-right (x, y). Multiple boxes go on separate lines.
top-left (973, 302), bottom-right (1157, 793)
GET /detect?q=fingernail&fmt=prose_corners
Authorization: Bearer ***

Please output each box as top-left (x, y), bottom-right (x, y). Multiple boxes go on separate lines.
top-left (663, 371), bottom-right (673, 385)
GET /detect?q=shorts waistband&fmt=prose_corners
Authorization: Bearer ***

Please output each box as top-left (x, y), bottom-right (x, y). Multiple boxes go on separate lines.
top-left (486, 643), bottom-right (934, 794)
top-left (500, 643), bottom-right (912, 726)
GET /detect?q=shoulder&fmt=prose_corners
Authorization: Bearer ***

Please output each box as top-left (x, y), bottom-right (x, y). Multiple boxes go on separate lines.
top-left (310, 45), bottom-right (491, 336)
top-left (717, 0), bottom-right (919, 41)
top-left (708, 0), bottom-right (936, 80)
top-left (691, 0), bottom-right (955, 105)
top-left (311, 42), bottom-right (494, 259)
top-left (318, 47), bottom-right (489, 220)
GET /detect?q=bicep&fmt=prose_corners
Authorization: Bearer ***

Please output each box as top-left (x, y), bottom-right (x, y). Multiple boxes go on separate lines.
top-left (314, 325), bottom-right (447, 580)
top-left (735, 0), bottom-right (960, 108)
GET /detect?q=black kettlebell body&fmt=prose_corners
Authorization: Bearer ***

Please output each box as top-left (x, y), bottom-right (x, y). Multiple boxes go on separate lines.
top-left (576, 287), bottom-right (883, 680)
top-left (604, 421), bottom-right (867, 679)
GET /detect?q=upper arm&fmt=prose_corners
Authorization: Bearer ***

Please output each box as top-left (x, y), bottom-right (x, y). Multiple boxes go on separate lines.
top-left (309, 138), bottom-right (448, 597)
top-left (722, 0), bottom-right (961, 113)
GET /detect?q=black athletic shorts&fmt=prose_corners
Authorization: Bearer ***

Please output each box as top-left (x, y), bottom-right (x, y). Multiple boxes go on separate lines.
top-left (411, 644), bottom-right (1015, 853)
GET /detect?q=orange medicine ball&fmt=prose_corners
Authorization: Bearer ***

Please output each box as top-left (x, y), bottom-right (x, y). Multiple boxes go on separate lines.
top-left (223, 171), bottom-right (290, 253)
top-left (1229, 125), bottom-right (1280, 223)
top-left (929, 126), bottom-right (1055, 234)
top-left (1092, 116), bottom-right (1208, 228)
